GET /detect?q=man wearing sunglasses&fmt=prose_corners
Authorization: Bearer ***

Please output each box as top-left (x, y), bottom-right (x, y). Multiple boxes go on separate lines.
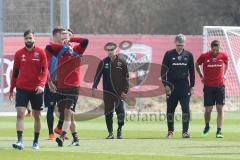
top-left (196, 40), bottom-right (228, 138)
top-left (161, 34), bottom-right (195, 138)
top-left (92, 42), bottom-right (129, 139)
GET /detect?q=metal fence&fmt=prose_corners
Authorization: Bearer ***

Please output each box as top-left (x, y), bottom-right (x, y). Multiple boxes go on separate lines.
top-left (0, 0), bottom-right (71, 104)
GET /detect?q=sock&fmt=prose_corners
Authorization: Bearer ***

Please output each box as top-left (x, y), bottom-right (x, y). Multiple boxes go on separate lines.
top-left (72, 132), bottom-right (79, 142)
top-left (17, 131), bottom-right (23, 142)
top-left (205, 123), bottom-right (210, 128)
top-left (217, 128), bottom-right (221, 134)
top-left (47, 109), bottom-right (54, 134)
top-left (33, 132), bottom-right (40, 143)
top-left (60, 131), bottom-right (67, 139)
top-left (57, 120), bottom-right (64, 130)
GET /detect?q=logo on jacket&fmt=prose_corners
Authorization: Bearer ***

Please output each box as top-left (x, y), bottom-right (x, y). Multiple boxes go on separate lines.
top-left (117, 61), bottom-right (122, 66)
top-left (34, 52), bottom-right (39, 58)
top-left (105, 63), bottom-right (109, 69)
top-left (21, 54), bottom-right (26, 61)
top-left (177, 56), bottom-right (182, 61)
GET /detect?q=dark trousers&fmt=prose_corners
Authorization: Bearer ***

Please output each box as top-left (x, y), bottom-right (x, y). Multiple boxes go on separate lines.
top-left (166, 81), bottom-right (191, 133)
top-left (44, 84), bottom-right (57, 134)
top-left (103, 92), bottom-right (125, 133)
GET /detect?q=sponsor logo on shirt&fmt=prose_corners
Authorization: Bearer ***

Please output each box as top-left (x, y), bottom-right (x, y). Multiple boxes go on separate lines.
top-left (172, 63), bottom-right (187, 66)
top-left (32, 59), bottom-right (40, 61)
top-left (207, 64), bottom-right (223, 68)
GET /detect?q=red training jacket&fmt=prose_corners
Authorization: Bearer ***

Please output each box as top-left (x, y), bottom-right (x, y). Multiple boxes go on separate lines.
top-left (45, 37), bottom-right (89, 89)
top-left (10, 46), bottom-right (48, 92)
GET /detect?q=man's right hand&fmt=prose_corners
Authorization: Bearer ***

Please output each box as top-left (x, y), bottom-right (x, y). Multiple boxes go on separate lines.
top-left (92, 88), bottom-right (97, 97)
top-left (9, 92), bottom-right (14, 101)
top-left (164, 85), bottom-right (171, 96)
top-left (48, 80), bottom-right (57, 93)
top-left (200, 77), bottom-right (205, 84)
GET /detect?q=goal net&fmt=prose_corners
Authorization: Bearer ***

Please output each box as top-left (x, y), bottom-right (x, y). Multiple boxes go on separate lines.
top-left (203, 26), bottom-right (240, 111)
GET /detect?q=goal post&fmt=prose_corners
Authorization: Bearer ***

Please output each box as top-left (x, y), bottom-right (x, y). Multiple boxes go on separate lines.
top-left (203, 26), bottom-right (240, 110)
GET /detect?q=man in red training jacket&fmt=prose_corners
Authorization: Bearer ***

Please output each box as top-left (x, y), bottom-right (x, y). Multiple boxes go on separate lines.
top-left (45, 29), bottom-right (88, 147)
top-left (9, 29), bottom-right (48, 150)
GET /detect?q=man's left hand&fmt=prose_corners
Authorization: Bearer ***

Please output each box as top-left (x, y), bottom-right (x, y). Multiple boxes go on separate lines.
top-left (121, 92), bottom-right (127, 100)
top-left (35, 86), bottom-right (44, 94)
top-left (190, 87), bottom-right (194, 96)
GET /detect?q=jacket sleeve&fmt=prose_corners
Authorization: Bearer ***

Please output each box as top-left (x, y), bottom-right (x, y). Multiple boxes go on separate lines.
top-left (36, 49), bottom-right (48, 87)
top-left (45, 48), bottom-right (52, 81)
top-left (71, 37), bottom-right (89, 55)
top-left (188, 53), bottom-right (195, 87)
top-left (10, 52), bottom-right (20, 93)
top-left (161, 51), bottom-right (169, 86)
top-left (92, 60), bottom-right (104, 89)
top-left (122, 61), bottom-right (129, 94)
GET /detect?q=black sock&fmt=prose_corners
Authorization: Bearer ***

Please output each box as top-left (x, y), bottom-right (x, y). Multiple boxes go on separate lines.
top-left (72, 132), bottom-right (79, 142)
top-left (47, 109), bottom-right (54, 134)
top-left (57, 120), bottom-right (64, 130)
top-left (33, 132), bottom-right (40, 143)
top-left (17, 131), bottom-right (23, 142)
top-left (217, 128), bottom-right (221, 134)
top-left (203, 123), bottom-right (210, 133)
top-left (60, 131), bottom-right (67, 139)
top-left (205, 123), bottom-right (210, 128)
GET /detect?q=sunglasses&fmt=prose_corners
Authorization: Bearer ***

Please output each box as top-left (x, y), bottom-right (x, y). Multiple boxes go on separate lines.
top-left (176, 44), bottom-right (184, 47)
top-left (106, 48), bottom-right (116, 51)
top-left (211, 44), bottom-right (219, 47)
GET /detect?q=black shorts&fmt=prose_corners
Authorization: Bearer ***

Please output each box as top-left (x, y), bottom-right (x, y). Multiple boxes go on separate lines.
top-left (16, 88), bottom-right (43, 110)
top-left (57, 87), bottom-right (79, 112)
top-left (203, 85), bottom-right (225, 106)
top-left (44, 84), bottom-right (57, 108)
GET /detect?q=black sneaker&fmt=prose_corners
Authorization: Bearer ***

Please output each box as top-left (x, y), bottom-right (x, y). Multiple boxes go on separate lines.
top-left (117, 130), bottom-right (122, 139)
top-left (106, 133), bottom-right (114, 139)
top-left (182, 132), bottom-right (190, 138)
top-left (56, 137), bottom-right (64, 147)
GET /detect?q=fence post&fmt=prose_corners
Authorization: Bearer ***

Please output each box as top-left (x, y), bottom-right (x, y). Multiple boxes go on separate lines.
top-left (0, 0), bottom-right (4, 103)
top-left (60, 0), bottom-right (70, 29)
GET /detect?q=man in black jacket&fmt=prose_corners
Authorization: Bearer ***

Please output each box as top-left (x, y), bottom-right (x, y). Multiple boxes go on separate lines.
top-left (161, 34), bottom-right (195, 138)
top-left (92, 42), bottom-right (129, 139)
